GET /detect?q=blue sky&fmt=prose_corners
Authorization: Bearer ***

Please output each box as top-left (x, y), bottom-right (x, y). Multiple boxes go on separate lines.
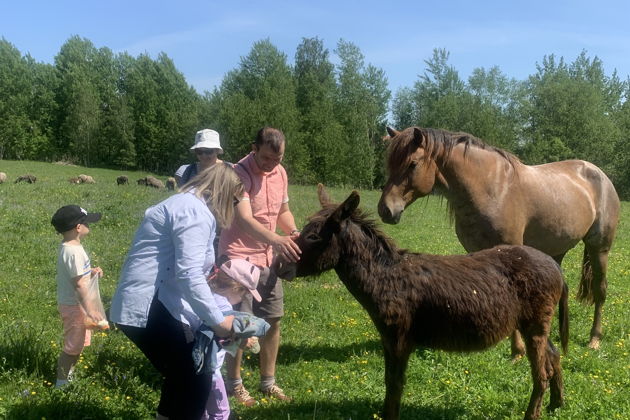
top-left (2, 0), bottom-right (630, 96)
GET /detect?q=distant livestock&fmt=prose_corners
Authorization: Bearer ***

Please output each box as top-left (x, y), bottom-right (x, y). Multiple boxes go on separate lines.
top-left (137, 176), bottom-right (165, 189)
top-left (144, 176), bottom-right (165, 189)
top-left (165, 177), bottom-right (176, 191)
top-left (15, 174), bottom-right (37, 184)
top-left (117, 175), bottom-right (129, 185)
top-left (78, 174), bottom-right (96, 184)
top-left (68, 177), bottom-right (81, 184)
top-left (0, 172), bottom-right (6, 184)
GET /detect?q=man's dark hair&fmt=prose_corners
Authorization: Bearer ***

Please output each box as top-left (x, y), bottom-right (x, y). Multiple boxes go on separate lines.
top-left (253, 127), bottom-right (285, 153)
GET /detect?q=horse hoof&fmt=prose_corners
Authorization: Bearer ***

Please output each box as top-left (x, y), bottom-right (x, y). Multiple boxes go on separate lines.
top-left (588, 337), bottom-right (601, 350)
top-left (511, 353), bottom-right (524, 364)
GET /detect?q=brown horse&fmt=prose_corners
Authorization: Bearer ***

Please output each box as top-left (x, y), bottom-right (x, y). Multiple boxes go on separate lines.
top-left (377, 127), bottom-right (619, 354)
top-left (277, 185), bottom-right (569, 420)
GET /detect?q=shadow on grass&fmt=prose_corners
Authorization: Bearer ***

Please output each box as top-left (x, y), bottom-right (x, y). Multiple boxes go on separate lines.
top-left (231, 398), bottom-right (468, 420)
top-left (274, 339), bottom-right (383, 365)
top-left (5, 398), bottom-right (149, 420)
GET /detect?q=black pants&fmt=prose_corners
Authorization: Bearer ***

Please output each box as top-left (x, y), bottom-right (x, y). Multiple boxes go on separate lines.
top-left (118, 298), bottom-right (211, 420)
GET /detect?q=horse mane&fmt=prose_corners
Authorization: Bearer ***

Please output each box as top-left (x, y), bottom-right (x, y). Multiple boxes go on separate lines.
top-left (309, 204), bottom-right (402, 266)
top-left (386, 127), bottom-right (519, 174)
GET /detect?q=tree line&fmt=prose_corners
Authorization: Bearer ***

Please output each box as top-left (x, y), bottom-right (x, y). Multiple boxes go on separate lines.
top-left (1, 36), bottom-right (630, 197)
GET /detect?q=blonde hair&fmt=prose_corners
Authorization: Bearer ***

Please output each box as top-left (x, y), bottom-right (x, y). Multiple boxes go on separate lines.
top-left (209, 270), bottom-right (247, 296)
top-left (181, 163), bottom-right (243, 228)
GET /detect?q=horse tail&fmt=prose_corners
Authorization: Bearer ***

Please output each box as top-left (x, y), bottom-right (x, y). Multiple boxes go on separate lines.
top-left (559, 280), bottom-right (569, 354)
top-left (577, 247), bottom-right (594, 304)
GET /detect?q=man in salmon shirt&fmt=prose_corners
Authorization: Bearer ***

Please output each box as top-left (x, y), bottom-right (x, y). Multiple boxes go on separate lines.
top-left (219, 127), bottom-right (301, 405)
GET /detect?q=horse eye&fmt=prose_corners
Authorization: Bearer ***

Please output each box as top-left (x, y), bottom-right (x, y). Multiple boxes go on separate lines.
top-left (409, 161), bottom-right (418, 171)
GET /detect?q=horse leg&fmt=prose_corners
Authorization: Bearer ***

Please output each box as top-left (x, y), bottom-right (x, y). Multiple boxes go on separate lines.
top-left (582, 245), bottom-right (610, 349)
top-left (522, 333), bottom-right (549, 420)
top-left (545, 339), bottom-right (564, 412)
top-left (382, 343), bottom-right (413, 420)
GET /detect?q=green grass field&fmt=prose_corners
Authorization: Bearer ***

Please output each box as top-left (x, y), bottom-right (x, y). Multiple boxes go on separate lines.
top-left (0, 160), bottom-right (629, 420)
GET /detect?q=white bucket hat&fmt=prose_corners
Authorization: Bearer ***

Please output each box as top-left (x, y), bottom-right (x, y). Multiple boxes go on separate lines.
top-left (191, 129), bottom-right (223, 153)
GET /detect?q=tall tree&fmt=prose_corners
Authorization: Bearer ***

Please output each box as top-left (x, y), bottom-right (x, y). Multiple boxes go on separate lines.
top-left (334, 40), bottom-right (390, 188)
top-left (522, 52), bottom-right (621, 167)
top-left (294, 37), bottom-right (343, 184)
top-left (214, 39), bottom-right (308, 181)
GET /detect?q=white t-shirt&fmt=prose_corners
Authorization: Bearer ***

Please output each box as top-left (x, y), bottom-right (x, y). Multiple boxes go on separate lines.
top-left (56, 243), bottom-right (91, 305)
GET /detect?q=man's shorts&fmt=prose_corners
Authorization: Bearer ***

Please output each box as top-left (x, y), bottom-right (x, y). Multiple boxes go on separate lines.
top-left (59, 304), bottom-right (91, 355)
top-left (234, 266), bottom-right (284, 319)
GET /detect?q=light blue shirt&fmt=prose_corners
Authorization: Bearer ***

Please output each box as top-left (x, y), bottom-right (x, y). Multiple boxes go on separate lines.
top-left (110, 190), bottom-right (224, 328)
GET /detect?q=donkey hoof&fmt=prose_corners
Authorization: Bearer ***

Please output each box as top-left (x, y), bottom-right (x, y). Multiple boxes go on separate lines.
top-left (588, 337), bottom-right (601, 350)
top-left (547, 399), bottom-right (564, 412)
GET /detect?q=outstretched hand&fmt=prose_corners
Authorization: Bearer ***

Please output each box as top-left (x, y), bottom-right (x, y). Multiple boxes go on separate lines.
top-left (272, 234), bottom-right (301, 262)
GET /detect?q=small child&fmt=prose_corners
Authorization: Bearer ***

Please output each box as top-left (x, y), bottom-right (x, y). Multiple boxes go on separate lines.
top-left (51, 205), bottom-right (107, 388)
top-left (202, 259), bottom-right (263, 420)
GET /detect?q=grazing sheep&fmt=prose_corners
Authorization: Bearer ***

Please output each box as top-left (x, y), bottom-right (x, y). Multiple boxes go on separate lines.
top-left (15, 174), bottom-right (37, 184)
top-left (165, 177), bottom-right (176, 191)
top-left (68, 177), bottom-right (81, 184)
top-left (144, 176), bottom-right (165, 189)
top-left (0, 172), bottom-right (6, 184)
top-left (78, 174), bottom-right (96, 184)
top-left (137, 178), bottom-right (147, 186)
top-left (117, 175), bottom-right (129, 185)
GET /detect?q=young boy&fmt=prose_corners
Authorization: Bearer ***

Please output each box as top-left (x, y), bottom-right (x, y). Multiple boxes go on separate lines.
top-left (51, 204), bottom-right (105, 388)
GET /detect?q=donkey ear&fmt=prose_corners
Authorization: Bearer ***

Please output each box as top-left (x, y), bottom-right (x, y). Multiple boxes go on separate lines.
top-left (386, 126), bottom-right (399, 137)
top-left (317, 183), bottom-right (331, 207)
top-left (412, 127), bottom-right (425, 147)
top-left (331, 190), bottom-right (360, 224)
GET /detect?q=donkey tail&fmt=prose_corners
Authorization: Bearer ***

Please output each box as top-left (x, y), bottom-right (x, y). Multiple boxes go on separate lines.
top-left (576, 247), bottom-right (594, 304)
top-left (559, 280), bottom-right (570, 354)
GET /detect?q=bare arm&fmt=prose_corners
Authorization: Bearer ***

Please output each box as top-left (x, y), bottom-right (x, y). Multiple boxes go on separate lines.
top-left (234, 199), bottom-right (301, 261)
top-left (73, 272), bottom-right (104, 322)
top-left (277, 202), bottom-right (299, 235)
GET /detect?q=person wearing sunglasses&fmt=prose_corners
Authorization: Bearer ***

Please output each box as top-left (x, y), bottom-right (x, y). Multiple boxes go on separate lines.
top-left (175, 129), bottom-right (226, 188)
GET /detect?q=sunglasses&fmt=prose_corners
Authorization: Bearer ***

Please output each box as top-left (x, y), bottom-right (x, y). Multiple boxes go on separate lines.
top-left (195, 149), bottom-right (215, 155)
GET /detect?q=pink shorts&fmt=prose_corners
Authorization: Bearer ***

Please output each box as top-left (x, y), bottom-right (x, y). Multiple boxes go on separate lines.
top-left (59, 304), bottom-right (91, 355)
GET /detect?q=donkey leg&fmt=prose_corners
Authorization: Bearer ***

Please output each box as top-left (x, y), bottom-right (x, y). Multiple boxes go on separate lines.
top-left (510, 330), bottom-right (526, 361)
top-left (545, 339), bottom-right (564, 412)
top-left (585, 247), bottom-right (609, 349)
top-left (523, 334), bottom-right (549, 420)
top-left (382, 344), bottom-right (413, 420)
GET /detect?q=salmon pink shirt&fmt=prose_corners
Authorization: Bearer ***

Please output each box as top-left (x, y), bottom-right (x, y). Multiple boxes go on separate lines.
top-left (219, 152), bottom-right (289, 267)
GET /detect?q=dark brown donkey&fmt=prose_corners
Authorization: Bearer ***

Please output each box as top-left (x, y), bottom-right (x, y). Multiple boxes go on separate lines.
top-left (278, 185), bottom-right (569, 420)
top-left (378, 127), bottom-right (619, 355)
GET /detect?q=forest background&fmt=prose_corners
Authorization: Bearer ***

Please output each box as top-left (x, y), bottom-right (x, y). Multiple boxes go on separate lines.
top-left (2, 35), bottom-right (630, 197)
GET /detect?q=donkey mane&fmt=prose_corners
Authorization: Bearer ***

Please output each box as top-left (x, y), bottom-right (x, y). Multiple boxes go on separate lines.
top-left (310, 204), bottom-right (402, 266)
top-left (387, 127), bottom-right (519, 174)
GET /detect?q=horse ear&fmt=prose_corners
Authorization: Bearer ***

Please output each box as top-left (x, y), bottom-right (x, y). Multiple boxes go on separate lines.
top-left (412, 127), bottom-right (425, 147)
top-left (386, 126), bottom-right (399, 137)
top-left (331, 190), bottom-right (360, 224)
top-left (317, 183), bottom-right (331, 207)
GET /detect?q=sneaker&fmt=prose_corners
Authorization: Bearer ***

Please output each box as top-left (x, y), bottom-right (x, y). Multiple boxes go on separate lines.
top-left (261, 383), bottom-right (292, 401)
top-left (228, 383), bottom-right (257, 407)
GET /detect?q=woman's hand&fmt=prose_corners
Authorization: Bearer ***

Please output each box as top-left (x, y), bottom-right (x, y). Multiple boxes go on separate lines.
top-left (213, 315), bottom-right (234, 337)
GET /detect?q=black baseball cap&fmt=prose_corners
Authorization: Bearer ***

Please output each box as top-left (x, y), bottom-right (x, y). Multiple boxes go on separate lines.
top-left (51, 205), bottom-right (101, 233)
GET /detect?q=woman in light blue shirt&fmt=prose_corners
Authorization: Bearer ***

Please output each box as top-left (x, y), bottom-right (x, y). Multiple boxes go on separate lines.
top-left (110, 163), bottom-right (243, 420)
